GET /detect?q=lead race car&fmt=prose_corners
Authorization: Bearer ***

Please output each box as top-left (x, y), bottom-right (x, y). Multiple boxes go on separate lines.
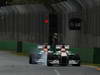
top-left (29, 44), bottom-right (80, 66)
top-left (47, 45), bottom-right (80, 66)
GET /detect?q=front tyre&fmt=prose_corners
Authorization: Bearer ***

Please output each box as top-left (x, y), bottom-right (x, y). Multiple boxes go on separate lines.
top-left (72, 61), bottom-right (80, 66)
top-left (29, 55), bottom-right (32, 64)
top-left (29, 54), bottom-right (37, 64)
top-left (47, 61), bottom-right (53, 66)
top-left (47, 53), bottom-right (53, 66)
top-left (74, 54), bottom-right (81, 66)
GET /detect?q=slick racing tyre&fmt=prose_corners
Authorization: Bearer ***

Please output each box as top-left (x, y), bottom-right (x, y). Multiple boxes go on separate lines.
top-left (47, 55), bottom-right (53, 66)
top-left (76, 61), bottom-right (80, 66)
top-left (29, 55), bottom-right (32, 64)
top-left (29, 54), bottom-right (37, 64)
top-left (47, 60), bottom-right (53, 66)
top-left (72, 54), bottom-right (80, 66)
top-left (72, 61), bottom-right (80, 66)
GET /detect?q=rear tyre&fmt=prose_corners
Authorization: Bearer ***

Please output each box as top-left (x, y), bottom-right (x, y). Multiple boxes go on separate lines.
top-left (75, 61), bottom-right (81, 66)
top-left (72, 61), bottom-right (80, 66)
top-left (47, 53), bottom-right (53, 66)
top-left (75, 54), bottom-right (80, 66)
top-left (76, 62), bottom-right (80, 66)
top-left (29, 55), bottom-right (32, 64)
top-left (47, 61), bottom-right (53, 66)
top-left (29, 54), bottom-right (37, 64)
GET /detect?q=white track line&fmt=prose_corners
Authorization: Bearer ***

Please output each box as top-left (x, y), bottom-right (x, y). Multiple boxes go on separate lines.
top-left (54, 69), bottom-right (61, 75)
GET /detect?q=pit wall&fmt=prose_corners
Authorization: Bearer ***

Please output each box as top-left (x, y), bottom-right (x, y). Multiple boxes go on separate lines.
top-left (0, 40), bottom-right (100, 64)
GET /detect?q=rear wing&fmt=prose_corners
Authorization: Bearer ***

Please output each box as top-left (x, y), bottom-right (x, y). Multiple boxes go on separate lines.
top-left (56, 45), bottom-right (70, 49)
top-left (38, 45), bottom-right (50, 49)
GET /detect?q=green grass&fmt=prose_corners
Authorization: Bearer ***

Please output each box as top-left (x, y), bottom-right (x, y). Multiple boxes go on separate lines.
top-left (10, 51), bottom-right (29, 56)
top-left (83, 63), bottom-right (100, 67)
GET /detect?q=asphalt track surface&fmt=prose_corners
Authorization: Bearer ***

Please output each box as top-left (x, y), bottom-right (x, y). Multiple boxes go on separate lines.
top-left (0, 51), bottom-right (100, 75)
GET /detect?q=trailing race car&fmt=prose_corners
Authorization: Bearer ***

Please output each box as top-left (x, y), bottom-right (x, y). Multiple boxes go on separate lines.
top-left (47, 45), bottom-right (80, 66)
top-left (29, 45), bottom-right (50, 64)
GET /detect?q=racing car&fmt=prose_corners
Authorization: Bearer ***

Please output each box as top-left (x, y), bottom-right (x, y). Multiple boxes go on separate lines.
top-left (47, 45), bottom-right (80, 66)
top-left (29, 45), bottom-right (50, 64)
